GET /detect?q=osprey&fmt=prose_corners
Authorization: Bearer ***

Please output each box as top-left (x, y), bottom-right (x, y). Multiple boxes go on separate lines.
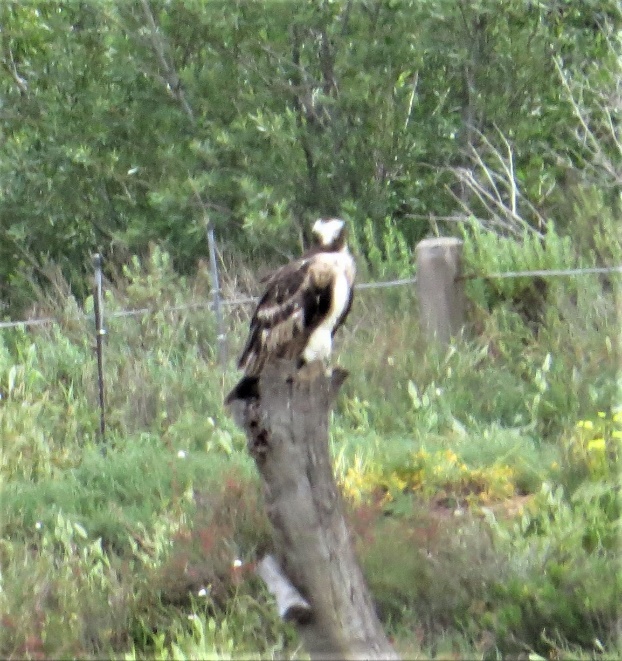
top-left (225, 218), bottom-right (355, 403)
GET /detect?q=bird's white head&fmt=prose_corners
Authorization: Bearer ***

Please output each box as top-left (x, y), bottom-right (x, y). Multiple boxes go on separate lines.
top-left (312, 218), bottom-right (346, 249)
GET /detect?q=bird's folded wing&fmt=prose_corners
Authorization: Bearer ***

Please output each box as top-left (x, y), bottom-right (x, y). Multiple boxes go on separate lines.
top-left (238, 259), bottom-right (337, 374)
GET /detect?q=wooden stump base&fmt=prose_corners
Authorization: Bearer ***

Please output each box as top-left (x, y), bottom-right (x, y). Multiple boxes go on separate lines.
top-left (226, 360), bottom-right (399, 660)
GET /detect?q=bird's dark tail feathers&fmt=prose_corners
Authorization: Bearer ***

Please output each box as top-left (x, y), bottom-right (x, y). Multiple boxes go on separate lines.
top-left (224, 375), bottom-right (260, 405)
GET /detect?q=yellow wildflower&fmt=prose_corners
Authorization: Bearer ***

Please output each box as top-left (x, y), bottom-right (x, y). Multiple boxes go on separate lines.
top-left (390, 474), bottom-right (408, 492)
top-left (445, 449), bottom-right (458, 464)
top-left (587, 438), bottom-right (606, 452)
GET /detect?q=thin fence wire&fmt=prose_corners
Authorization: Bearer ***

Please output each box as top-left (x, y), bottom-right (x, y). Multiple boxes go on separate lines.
top-left (459, 265), bottom-right (622, 281)
top-left (0, 265), bottom-right (620, 331)
top-left (356, 276), bottom-right (418, 289)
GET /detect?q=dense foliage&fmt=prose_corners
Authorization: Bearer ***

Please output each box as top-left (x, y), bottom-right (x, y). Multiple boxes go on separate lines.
top-left (1, 223), bottom-right (620, 657)
top-left (1, 0), bottom-right (620, 312)
top-left (0, 1), bottom-right (620, 658)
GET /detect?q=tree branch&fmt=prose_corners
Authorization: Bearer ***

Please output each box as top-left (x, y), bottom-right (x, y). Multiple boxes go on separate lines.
top-left (1, 47), bottom-right (28, 95)
top-left (139, 0), bottom-right (195, 125)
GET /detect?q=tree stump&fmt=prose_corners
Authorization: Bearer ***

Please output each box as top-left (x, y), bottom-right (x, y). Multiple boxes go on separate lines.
top-left (227, 360), bottom-right (399, 660)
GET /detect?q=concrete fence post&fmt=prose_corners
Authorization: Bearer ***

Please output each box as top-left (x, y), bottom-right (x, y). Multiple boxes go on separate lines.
top-left (415, 237), bottom-right (465, 346)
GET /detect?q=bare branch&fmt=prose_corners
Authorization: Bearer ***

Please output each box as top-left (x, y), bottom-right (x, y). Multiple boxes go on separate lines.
top-left (404, 70), bottom-right (419, 131)
top-left (553, 56), bottom-right (621, 187)
top-left (1, 47), bottom-right (28, 94)
top-left (468, 141), bottom-right (503, 205)
top-left (448, 124), bottom-right (547, 237)
top-left (256, 555), bottom-right (312, 623)
top-left (139, 0), bottom-right (195, 125)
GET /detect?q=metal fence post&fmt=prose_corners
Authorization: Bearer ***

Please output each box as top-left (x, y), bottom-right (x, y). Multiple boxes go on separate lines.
top-left (92, 253), bottom-right (107, 446)
top-left (415, 237), bottom-right (465, 346)
top-left (206, 224), bottom-right (227, 368)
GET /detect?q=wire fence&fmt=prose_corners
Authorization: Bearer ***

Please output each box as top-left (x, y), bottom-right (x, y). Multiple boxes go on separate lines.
top-left (459, 265), bottom-right (622, 281)
top-left (1, 266), bottom-right (620, 331)
top-left (2, 249), bottom-right (620, 445)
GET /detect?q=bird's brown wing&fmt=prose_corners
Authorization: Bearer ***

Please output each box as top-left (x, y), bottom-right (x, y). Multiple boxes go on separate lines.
top-left (237, 257), bottom-right (334, 375)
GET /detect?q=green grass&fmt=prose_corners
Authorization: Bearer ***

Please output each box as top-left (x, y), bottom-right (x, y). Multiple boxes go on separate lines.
top-left (0, 234), bottom-right (620, 659)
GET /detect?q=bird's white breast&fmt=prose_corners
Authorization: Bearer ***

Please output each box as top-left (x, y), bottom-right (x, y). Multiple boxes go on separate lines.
top-left (303, 249), bottom-right (354, 364)
top-left (325, 269), bottom-right (351, 327)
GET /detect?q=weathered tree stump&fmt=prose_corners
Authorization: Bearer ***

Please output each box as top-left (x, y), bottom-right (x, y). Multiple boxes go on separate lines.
top-left (227, 360), bottom-right (399, 660)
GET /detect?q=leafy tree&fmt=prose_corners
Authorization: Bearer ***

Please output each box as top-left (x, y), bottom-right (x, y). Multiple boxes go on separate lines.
top-left (0, 0), bottom-right (618, 313)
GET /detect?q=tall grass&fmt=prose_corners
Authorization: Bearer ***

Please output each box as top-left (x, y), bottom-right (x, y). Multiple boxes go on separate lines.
top-left (0, 212), bottom-right (620, 658)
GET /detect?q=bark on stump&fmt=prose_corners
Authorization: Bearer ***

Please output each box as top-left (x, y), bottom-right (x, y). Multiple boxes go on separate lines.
top-left (227, 360), bottom-right (399, 660)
